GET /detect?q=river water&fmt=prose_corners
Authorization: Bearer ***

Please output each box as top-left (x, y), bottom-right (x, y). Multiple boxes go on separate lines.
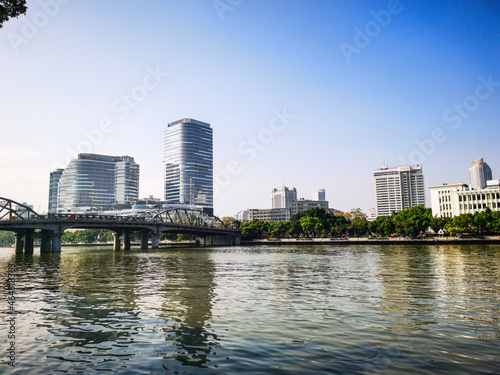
top-left (0, 244), bottom-right (499, 374)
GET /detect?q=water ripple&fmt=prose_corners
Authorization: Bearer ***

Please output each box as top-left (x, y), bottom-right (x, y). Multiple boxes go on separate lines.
top-left (0, 245), bottom-right (499, 374)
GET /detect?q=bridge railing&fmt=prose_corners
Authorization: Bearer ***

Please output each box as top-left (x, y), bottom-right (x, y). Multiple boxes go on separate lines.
top-left (1, 199), bottom-right (234, 231)
top-left (42, 214), bottom-right (148, 222)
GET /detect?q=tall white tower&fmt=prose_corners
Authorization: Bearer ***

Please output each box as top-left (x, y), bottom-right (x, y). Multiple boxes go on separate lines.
top-left (468, 157), bottom-right (492, 190)
top-left (373, 164), bottom-right (425, 217)
top-left (271, 186), bottom-right (297, 209)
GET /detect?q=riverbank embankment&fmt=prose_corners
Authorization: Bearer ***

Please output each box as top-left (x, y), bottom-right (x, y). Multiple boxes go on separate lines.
top-left (243, 237), bottom-right (500, 246)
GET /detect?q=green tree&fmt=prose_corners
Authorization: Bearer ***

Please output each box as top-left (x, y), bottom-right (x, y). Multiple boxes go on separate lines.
top-left (75, 229), bottom-right (100, 243)
top-left (0, 231), bottom-right (14, 245)
top-left (240, 220), bottom-right (269, 240)
top-left (0, 0), bottom-right (27, 28)
top-left (160, 232), bottom-right (177, 241)
top-left (269, 221), bottom-right (291, 238)
top-left (392, 206), bottom-right (432, 237)
top-left (348, 217), bottom-right (368, 237)
top-left (447, 213), bottom-right (474, 235)
top-left (98, 230), bottom-right (114, 242)
top-left (473, 208), bottom-right (492, 236)
top-left (330, 215), bottom-right (349, 237)
top-left (342, 208), bottom-right (366, 220)
top-left (299, 216), bottom-right (321, 237)
top-left (287, 221), bottom-right (302, 237)
top-left (429, 215), bottom-right (450, 234)
top-left (61, 231), bottom-right (76, 243)
top-left (221, 216), bottom-right (241, 229)
top-left (368, 216), bottom-right (393, 236)
top-left (489, 211), bottom-right (500, 235)
top-left (177, 234), bottom-right (194, 241)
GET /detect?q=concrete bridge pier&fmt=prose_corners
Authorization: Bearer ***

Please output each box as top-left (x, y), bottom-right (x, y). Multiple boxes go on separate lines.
top-left (14, 233), bottom-right (24, 254)
top-left (113, 230), bottom-right (122, 251)
top-left (40, 231), bottom-right (52, 254)
top-left (152, 232), bottom-right (160, 249)
top-left (23, 230), bottom-right (34, 254)
top-left (51, 231), bottom-right (62, 253)
top-left (141, 230), bottom-right (149, 250)
top-left (123, 230), bottom-right (131, 250)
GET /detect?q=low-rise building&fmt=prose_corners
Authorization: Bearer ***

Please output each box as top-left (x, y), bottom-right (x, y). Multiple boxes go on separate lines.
top-left (290, 199), bottom-right (329, 215)
top-left (249, 208), bottom-right (291, 222)
top-left (429, 182), bottom-right (500, 218)
top-left (234, 210), bottom-right (250, 222)
top-left (311, 189), bottom-right (326, 201)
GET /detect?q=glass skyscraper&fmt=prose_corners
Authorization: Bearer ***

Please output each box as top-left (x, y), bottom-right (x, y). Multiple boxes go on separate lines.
top-left (164, 118), bottom-right (213, 215)
top-left (48, 168), bottom-right (64, 213)
top-left (56, 153), bottom-right (139, 213)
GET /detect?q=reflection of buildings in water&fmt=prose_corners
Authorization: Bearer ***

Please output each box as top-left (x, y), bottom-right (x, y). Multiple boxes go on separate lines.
top-left (135, 251), bottom-right (218, 368)
top-left (6, 250), bottom-right (219, 369)
top-left (269, 249), bottom-right (339, 310)
top-left (36, 251), bottom-right (144, 347)
top-left (378, 246), bottom-right (439, 328)
top-left (433, 245), bottom-right (467, 299)
top-left (379, 244), bottom-right (500, 353)
top-left (433, 245), bottom-right (500, 320)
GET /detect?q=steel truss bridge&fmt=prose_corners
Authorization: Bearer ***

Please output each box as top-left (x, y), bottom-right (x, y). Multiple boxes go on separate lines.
top-left (0, 197), bottom-right (240, 253)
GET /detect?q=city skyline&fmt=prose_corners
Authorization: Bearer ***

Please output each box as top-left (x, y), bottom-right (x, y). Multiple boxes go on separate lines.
top-left (1, 1), bottom-right (499, 217)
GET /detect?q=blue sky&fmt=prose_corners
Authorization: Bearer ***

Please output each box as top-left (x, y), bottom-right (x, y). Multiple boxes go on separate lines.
top-left (1, 0), bottom-right (499, 217)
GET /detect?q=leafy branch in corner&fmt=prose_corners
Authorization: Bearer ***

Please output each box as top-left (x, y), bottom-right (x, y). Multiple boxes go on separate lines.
top-left (0, 0), bottom-right (27, 28)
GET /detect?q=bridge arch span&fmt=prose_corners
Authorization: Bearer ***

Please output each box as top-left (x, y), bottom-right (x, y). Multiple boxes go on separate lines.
top-left (0, 197), bottom-right (40, 221)
top-left (145, 208), bottom-right (227, 229)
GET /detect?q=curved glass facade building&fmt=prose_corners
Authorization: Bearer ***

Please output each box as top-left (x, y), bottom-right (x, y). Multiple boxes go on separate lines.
top-left (56, 154), bottom-right (139, 213)
top-left (164, 118), bottom-right (213, 215)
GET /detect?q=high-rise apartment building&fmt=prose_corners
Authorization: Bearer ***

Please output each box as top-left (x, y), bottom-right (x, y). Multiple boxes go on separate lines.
top-left (374, 164), bottom-right (425, 217)
top-left (56, 154), bottom-right (139, 213)
top-left (468, 157), bottom-right (492, 190)
top-left (164, 118), bottom-right (213, 215)
top-left (271, 186), bottom-right (297, 209)
top-left (48, 168), bottom-right (64, 213)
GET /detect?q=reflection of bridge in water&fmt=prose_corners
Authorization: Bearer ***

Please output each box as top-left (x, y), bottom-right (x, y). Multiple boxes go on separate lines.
top-left (0, 197), bottom-right (240, 253)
